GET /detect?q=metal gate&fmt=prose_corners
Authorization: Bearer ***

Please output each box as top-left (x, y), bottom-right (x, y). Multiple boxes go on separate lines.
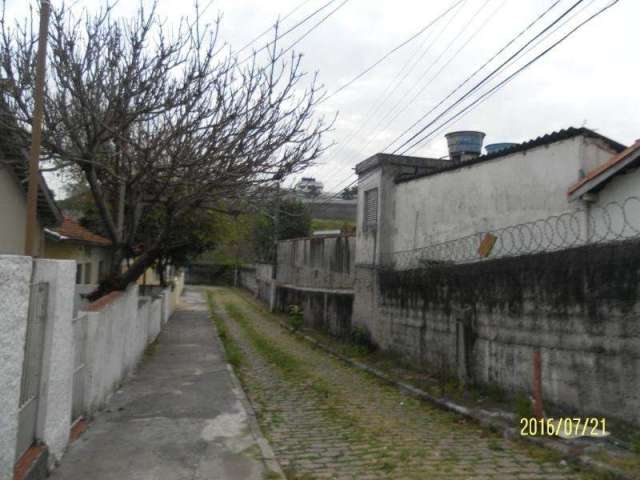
top-left (71, 313), bottom-right (87, 422)
top-left (16, 282), bottom-right (49, 461)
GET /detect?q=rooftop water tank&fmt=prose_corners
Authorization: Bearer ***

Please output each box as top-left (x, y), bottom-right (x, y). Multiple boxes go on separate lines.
top-left (485, 142), bottom-right (518, 155)
top-left (445, 131), bottom-right (485, 162)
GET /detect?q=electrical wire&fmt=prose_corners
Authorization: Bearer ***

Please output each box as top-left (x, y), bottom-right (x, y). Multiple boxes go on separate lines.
top-left (239, 0), bottom-right (345, 63)
top-left (320, 0), bottom-right (470, 171)
top-left (231, 0), bottom-right (318, 56)
top-left (383, 0), bottom-right (566, 152)
top-left (399, 0), bottom-right (620, 154)
top-left (320, 0), bottom-right (468, 104)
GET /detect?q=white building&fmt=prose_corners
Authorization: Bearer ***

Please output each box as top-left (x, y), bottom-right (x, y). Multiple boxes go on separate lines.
top-left (355, 128), bottom-right (638, 267)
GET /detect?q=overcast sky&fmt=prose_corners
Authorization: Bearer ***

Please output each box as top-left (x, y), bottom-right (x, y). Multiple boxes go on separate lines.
top-left (6, 0), bottom-right (639, 194)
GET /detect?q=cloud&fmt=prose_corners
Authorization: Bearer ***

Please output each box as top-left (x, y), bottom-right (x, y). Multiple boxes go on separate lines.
top-left (9, 0), bottom-right (639, 195)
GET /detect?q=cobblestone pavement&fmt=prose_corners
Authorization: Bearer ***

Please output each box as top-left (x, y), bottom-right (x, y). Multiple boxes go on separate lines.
top-left (208, 287), bottom-right (589, 480)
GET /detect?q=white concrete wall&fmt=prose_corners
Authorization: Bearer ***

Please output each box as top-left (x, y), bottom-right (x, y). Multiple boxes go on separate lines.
top-left (0, 255), bottom-right (32, 480)
top-left (392, 138), bottom-right (586, 253)
top-left (0, 256), bottom-right (180, 477)
top-left (32, 259), bottom-right (76, 468)
top-left (356, 135), bottom-right (622, 263)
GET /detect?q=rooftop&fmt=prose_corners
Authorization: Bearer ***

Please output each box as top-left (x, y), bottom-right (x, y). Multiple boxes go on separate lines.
top-left (45, 216), bottom-right (112, 247)
top-left (568, 139), bottom-right (640, 200)
top-left (393, 127), bottom-right (626, 184)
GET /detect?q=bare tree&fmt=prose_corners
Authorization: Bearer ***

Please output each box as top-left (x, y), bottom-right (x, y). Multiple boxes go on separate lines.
top-left (0, 1), bottom-right (330, 299)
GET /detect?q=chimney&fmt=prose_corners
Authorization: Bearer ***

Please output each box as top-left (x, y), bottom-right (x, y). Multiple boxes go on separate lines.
top-left (445, 131), bottom-right (485, 163)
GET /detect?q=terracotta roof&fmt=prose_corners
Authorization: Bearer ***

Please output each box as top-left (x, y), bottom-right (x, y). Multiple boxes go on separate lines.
top-left (46, 216), bottom-right (112, 246)
top-left (395, 127), bottom-right (626, 184)
top-left (567, 140), bottom-right (640, 200)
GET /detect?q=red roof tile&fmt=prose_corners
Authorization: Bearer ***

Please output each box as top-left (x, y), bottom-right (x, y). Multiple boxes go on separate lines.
top-left (51, 216), bottom-right (112, 246)
top-left (568, 140), bottom-right (640, 197)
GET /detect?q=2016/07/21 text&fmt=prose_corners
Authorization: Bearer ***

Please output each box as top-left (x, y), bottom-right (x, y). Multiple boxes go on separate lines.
top-left (520, 418), bottom-right (606, 437)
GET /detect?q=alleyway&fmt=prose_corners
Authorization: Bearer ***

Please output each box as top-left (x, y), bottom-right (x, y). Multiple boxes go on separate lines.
top-left (52, 290), bottom-right (280, 480)
top-left (209, 287), bottom-right (589, 480)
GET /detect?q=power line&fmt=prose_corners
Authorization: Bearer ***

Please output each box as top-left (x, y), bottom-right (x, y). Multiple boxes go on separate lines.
top-left (278, 0), bottom-right (354, 59)
top-left (355, 0), bottom-right (495, 157)
top-left (400, 0), bottom-right (621, 154)
top-left (318, 0), bottom-right (499, 193)
top-left (321, 0), bottom-right (468, 104)
top-left (239, 0), bottom-right (344, 63)
top-left (231, 0), bottom-right (318, 57)
top-left (320, 0), bottom-right (557, 192)
top-left (408, 0), bottom-right (598, 151)
top-left (390, 0), bottom-right (585, 155)
top-left (383, 0), bottom-right (565, 153)
top-left (318, 0), bottom-right (463, 173)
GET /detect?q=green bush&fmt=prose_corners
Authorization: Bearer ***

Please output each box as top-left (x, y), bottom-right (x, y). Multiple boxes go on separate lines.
top-left (350, 325), bottom-right (376, 352)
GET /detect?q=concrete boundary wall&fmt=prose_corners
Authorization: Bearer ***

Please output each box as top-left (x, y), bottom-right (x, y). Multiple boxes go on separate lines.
top-left (353, 241), bottom-right (640, 426)
top-left (32, 259), bottom-right (76, 467)
top-left (0, 255), bottom-right (33, 480)
top-left (0, 259), bottom-right (184, 478)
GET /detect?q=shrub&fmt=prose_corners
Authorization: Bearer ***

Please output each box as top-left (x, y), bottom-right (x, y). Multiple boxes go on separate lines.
top-left (288, 305), bottom-right (304, 332)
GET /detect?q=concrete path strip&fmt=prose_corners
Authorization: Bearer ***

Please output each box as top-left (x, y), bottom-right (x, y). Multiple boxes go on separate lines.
top-left (51, 288), bottom-right (282, 480)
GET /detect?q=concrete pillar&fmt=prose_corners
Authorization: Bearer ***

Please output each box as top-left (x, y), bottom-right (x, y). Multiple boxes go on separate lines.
top-left (0, 255), bottom-right (33, 479)
top-left (33, 258), bottom-right (76, 467)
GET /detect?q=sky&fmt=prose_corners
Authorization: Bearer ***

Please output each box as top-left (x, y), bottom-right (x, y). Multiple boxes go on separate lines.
top-left (5, 0), bottom-right (640, 195)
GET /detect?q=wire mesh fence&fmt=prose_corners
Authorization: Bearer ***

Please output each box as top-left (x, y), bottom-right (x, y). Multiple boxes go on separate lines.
top-left (382, 196), bottom-right (640, 270)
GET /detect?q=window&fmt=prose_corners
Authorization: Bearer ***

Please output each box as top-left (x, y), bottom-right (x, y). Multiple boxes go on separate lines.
top-left (98, 260), bottom-right (105, 281)
top-left (84, 262), bottom-right (93, 284)
top-left (75, 264), bottom-right (83, 285)
top-left (363, 188), bottom-right (378, 231)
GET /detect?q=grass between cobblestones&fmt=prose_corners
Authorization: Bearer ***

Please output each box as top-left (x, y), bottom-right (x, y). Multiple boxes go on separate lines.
top-left (206, 287), bottom-right (607, 480)
top-left (222, 302), bottom-right (371, 443)
top-left (206, 291), bottom-right (243, 368)
top-left (233, 289), bottom-right (640, 480)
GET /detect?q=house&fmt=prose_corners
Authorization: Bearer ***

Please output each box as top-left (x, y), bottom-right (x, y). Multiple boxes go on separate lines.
top-left (44, 216), bottom-right (112, 286)
top-left (355, 127), bottom-right (628, 265)
top-left (0, 128), bottom-right (62, 255)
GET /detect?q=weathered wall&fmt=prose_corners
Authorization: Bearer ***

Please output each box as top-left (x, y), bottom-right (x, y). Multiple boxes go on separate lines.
top-left (32, 259), bottom-right (76, 467)
top-left (355, 135), bottom-right (620, 267)
top-left (276, 235), bottom-right (355, 290)
top-left (0, 168), bottom-right (45, 256)
top-left (276, 287), bottom-right (353, 338)
top-left (0, 255), bottom-right (32, 479)
top-left (353, 241), bottom-right (640, 425)
top-left (83, 281), bottom-right (178, 415)
top-left (392, 136), bottom-right (617, 254)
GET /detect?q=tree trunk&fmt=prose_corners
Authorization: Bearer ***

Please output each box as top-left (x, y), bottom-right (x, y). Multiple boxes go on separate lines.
top-left (87, 246), bottom-right (162, 301)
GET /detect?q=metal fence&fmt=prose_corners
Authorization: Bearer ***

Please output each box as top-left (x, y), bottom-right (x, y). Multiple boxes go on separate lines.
top-left (16, 282), bottom-right (49, 461)
top-left (383, 196), bottom-right (640, 270)
top-left (71, 313), bottom-right (88, 423)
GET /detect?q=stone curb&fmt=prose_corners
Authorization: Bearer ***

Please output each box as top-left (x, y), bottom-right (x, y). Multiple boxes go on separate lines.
top-left (275, 320), bottom-right (632, 480)
top-left (209, 306), bottom-right (285, 479)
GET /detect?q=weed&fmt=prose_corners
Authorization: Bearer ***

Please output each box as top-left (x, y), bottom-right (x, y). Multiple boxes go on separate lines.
top-left (287, 305), bottom-right (304, 332)
top-left (263, 470), bottom-right (282, 480)
top-left (143, 338), bottom-right (159, 357)
top-left (487, 438), bottom-right (504, 451)
top-left (380, 460), bottom-right (396, 472)
top-left (514, 391), bottom-right (533, 419)
top-left (206, 292), bottom-right (243, 368)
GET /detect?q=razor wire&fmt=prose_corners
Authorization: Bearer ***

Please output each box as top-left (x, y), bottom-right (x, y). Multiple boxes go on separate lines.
top-left (382, 196), bottom-right (640, 270)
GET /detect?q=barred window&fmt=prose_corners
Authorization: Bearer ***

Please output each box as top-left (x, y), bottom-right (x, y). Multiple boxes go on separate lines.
top-left (364, 188), bottom-right (378, 231)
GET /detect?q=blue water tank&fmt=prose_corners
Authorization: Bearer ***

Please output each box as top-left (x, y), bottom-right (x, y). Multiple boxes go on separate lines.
top-left (485, 142), bottom-right (518, 155)
top-left (445, 131), bottom-right (485, 161)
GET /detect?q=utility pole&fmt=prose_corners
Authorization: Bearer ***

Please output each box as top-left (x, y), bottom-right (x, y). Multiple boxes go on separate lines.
top-left (24, 0), bottom-right (51, 256)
